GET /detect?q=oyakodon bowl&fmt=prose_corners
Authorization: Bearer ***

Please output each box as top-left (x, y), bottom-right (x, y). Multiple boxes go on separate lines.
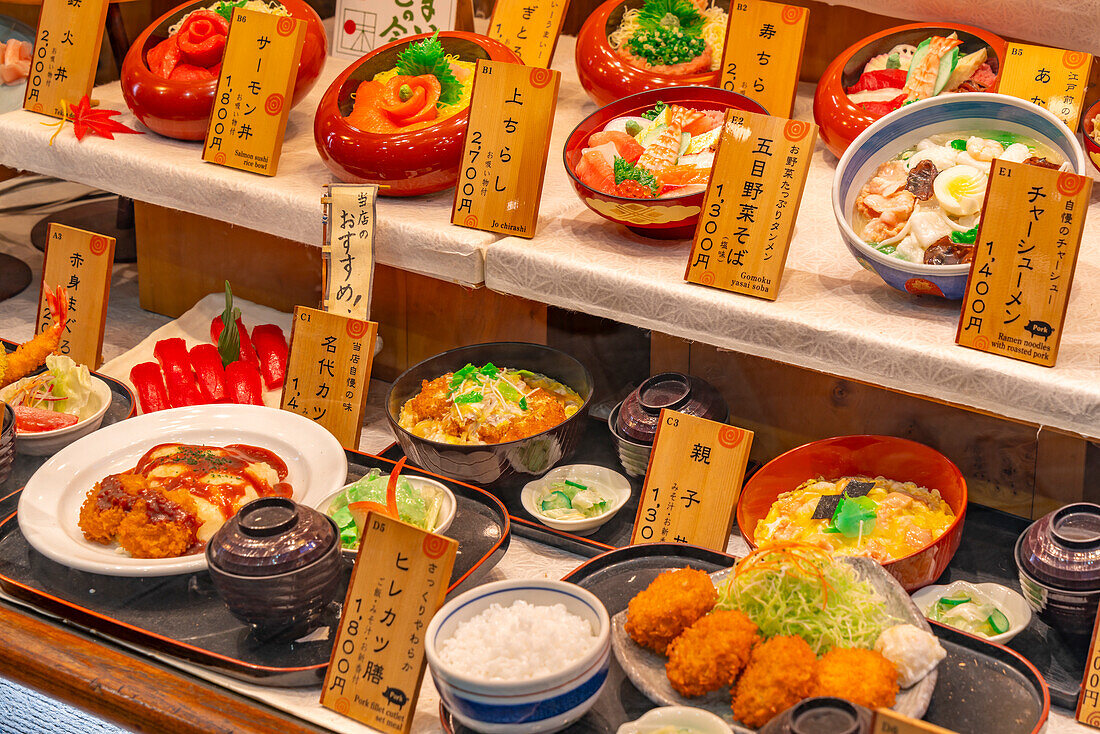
top-left (564, 87), bottom-right (767, 240)
top-left (574, 0), bottom-right (727, 107)
top-left (314, 32), bottom-right (519, 196)
top-left (426, 579), bottom-right (611, 734)
top-left (120, 0), bottom-right (326, 141)
top-left (386, 343), bottom-right (594, 492)
top-left (737, 435), bottom-right (967, 592)
top-left (813, 23), bottom-right (1006, 158)
top-left (1083, 99), bottom-right (1100, 175)
top-left (833, 93), bottom-right (1086, 299)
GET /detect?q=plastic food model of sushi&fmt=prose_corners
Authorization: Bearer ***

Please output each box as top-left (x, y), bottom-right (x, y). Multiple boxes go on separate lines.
top-left (845, 33), bottom-right (995, 117)
top-left (345, 33), bottom-right (475, 135)
top-left (853, 131), bottom-right (1067, 265)
top-left (573, 100), bottom-right (725, 199)
top-left (608, 0), bottom-right (727, 76)
top-left (0, 38), bottom-right (31, 86)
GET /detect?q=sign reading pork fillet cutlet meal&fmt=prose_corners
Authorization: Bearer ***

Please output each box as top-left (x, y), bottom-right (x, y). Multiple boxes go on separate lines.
top-left (78, 443), bottom-right (291, 559)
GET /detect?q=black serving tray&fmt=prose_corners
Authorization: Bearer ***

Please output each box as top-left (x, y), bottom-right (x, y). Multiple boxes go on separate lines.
top-left (441, 544), bottom-right (1050, 734)
top-left (0, 449), bottom-right (510, 687)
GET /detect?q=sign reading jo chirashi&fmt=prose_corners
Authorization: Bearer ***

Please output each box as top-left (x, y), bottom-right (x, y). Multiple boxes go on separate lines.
top-left (630, 410), bottom-right (753, 552)
top-left (684, 111), bottom-right (815, 301)
top-left (955, 161), bottom-right (1092, 367)
top-left (998, 43), bottom-right (1093, 130)
top-left (23, 0), bottom-right (109, 119)
top-left (718, 0), bottom-right (808, 118)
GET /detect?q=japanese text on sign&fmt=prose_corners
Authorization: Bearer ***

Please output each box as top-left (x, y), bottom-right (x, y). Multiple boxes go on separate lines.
top-left (631, 410), bottom-right (753, 551)
top-left (956, 160), bottom-right (1092, 367)
top-left (719, 0), bottom-right (808, 117)
top-left (999, 43), bottom-right (1093, 130)
top-left (451, 60), bottom-right (560, 238)
top-left (322, 511), bottom-right (457, 734)
top-left (281, 306), bottom-right (378, 448)
top-left (685, 111), bottom-right (815, 300)
top-left (23, 0), bottom-right (109, 119)
top-left (1076, 608), bottom-right (1100, 728)
top-left (323, 184), bottom-right (378, 321)
top-left (331, 0), bottom-right (458, 60)
top-left (487, 0), bottom-right (570, 68)
top-left (202, 9), bottom-right (306, 176)
top-left (38, 223), bottom-right (115, 369)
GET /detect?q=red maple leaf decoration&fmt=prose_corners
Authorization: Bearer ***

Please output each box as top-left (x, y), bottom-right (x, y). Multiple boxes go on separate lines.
top-left (67, 96), bottom-right (142, 141)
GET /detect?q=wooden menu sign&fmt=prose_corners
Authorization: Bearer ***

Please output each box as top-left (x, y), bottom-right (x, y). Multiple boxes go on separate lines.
top-left (451, 60), bottom-right (560, 238)
top-left (685, 111), bottom-right (815, 300)
top-left (321, 511), bottom-right (457, 734)
top-left (23, 0), bottom-right (109, 119)
top-left (1075, 606), bottom-right (1100, 728)
top-left (718, 0), bottom-right (808, 117)
top-left (202, 9), bottom-right (306, 176)
top-left (281, 306), bottom-right (377, 449)
top-left (956, 161), bottom-right (1092, 367)
top-left (998, 43), bottom-right (1093, 130)
top-left (38, 223), bottom-right (115, 369)
top-left (872, 709), bottom-right (958, 734)
top-left (322, 184), bottom-right (378, 321)
top-left (487, 0), bottom-right (570, 68)
top-left (330, 0), bottom-right (459, 61)
top-left (630, 410), bottom-right (753, 551)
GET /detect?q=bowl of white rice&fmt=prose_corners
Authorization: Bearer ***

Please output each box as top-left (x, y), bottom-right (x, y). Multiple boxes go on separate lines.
top-left (426, 579), bottom-right (611, 733)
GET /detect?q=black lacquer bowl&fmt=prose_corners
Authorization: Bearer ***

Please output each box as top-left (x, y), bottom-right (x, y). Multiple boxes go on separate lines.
top-left (0, 404), bottom-right (13, 486)
top-left (387, 343), bottom-right (594, 492)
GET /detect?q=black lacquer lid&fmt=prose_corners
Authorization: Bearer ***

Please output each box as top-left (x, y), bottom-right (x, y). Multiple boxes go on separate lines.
top-left (206, 497), bottom-right (337, 577)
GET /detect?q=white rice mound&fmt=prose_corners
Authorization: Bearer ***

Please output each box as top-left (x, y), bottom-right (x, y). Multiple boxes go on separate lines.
top-left (438, 600), bottom-right (598, 681)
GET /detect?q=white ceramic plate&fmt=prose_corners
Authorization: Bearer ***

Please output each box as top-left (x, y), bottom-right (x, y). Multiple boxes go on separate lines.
top-left (912, 580), bottom-right (1032, 644)
top-left (12, 375), bottom-right (113, 456)
top-left (521, 464), bottom-right (632, 535)
top-left (18, 404), bottom-right (348, 576)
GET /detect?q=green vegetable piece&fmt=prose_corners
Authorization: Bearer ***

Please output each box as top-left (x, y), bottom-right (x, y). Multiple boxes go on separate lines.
top-left (479, 362), bottom-right (499, 378)
top-left (987, 608), bottom-right (1010, 634)
top-left (635, 0), bottom-right (705, 35)
top-left (886, 52), bottom-right (900, 69)
top-left (541, 490), bottom-right (573, 512)
top-left (614, 156), bottom-right (659, 194)
top-left (394, 32), bottom-right (463, 106)
top-left (950, 139), bottom-right (967, 150)
top-left (519, 397), bottom-right (528, 410)
top-left (217, 281), bottom-right (241, 368)
top-left (213, 0), bottom-right (247, 23)
top-left (932, 46), bottom-right (959, 96)
top-left (628, 26), bottom-right (705, 66)
top-left (564, 480), bottom-right (588, 491)
top-left (832, 495), bottom-right (877, 538)
top-left (950, 226), bottom-right (978, 244)
top-left (640, 101), bottom-right (667, 121)
top-left (875, 242), bottom-right (897, 255)
top-left (625, 120), bottom-right (643, 136)
top-left (937, 595), bottom-right (971, 608)
top-left (450, 363), bottom-right (477, 390)
top-left (453, 391), bottom-right (483, 404)
top-left (498, 381), bottom-right (524, 403)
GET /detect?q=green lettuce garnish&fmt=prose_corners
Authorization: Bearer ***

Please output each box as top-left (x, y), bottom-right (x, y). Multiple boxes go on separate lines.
top-left (212, 0), bottom-right (247, 22)
top-left (614, 156), bottom-right (659, 195)
top-left (394, 32), bottom-right (463, 106)
top-left (950, 226), bottom-right (979, 244)
top-left (636, 0), bottom-right (705, 35)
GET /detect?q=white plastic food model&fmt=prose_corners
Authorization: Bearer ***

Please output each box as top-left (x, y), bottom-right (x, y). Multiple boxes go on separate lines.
top-left (933, 165), bottom-right (986, 217)
top-left (874, 623), bottom-right (947, 688)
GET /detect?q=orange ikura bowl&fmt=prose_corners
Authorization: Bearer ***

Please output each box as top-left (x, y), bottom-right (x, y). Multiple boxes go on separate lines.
top-left (1083, 99), bottom-right (1100, 175)
top-left (575, 0), bottom-right (727, 106)
top-left (314, 32), bottom-right (519, 196)
top-left (813, 23), bottom-right (1006, 158)
top-left (564, 86), bottom-right (767, 240)
top-left (120, 0), bottom-right (327, 141)
top-left (736, 435), bottom-right (968, 592)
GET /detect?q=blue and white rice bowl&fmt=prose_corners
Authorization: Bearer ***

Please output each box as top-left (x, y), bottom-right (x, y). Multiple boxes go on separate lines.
top-left (832, 93), bottom-right (1086, 299)
top-left (426, 579), bottom-right (611, 734)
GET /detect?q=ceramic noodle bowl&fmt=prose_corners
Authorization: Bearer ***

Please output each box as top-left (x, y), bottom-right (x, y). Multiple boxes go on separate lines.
top-left (575, 0), bottom-right (728, 106)
top-left (314, 32), bottom-right (519, 196)
top-left (120, 0), bottom-right (327, 140)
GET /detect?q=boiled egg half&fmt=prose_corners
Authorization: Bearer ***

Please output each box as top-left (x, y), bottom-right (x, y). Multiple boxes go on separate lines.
top-left (933, 165), bottom-right (986, 217)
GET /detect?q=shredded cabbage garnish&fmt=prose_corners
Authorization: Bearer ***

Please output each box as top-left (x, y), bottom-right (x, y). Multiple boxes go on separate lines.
top-left (715, 543), bottom-right (896, 655)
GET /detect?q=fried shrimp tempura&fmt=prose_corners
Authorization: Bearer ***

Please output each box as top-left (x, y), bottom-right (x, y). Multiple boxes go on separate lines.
top-left (625, 567), bottom-right (717, 655)
top-left (814, 647), bottom-right (899, 710)
top-left (665, 610), bottom-right (759, 697)
top-left (732, 635), bottom-right (817, 728)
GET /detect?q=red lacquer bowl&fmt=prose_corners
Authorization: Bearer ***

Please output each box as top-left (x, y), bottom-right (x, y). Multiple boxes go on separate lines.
top-left (575, 0), bottom-right (726, 106)
top-left (314, 32), bottom-right (519, 196)
top-left (813, 23), bottom-right (1006, 158)
top-left (120, 0), bottom-right (327, 141)
top-left (1083, 99), bottom-right (1100, 175)
top-left (736, 435), bottom-right (968, 592)
top-left (563, 86), bottom-right (766, 240)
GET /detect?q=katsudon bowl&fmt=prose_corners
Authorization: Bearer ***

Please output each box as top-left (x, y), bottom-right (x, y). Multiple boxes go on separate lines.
top-left (386, 343), bottom-right (594, 492)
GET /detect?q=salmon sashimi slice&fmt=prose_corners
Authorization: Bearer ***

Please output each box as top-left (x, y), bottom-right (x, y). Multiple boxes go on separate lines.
top-left (575, 148), bottom-right (617, 195)
top-left (636, 118), bottom-right (684, 174)
top-left (347, 80), bottom-right (398, 134)
top-left (656, 164), bottom-right (711, 187)
top-left (588, 130), bottom-right (644, 163)
top-left (902, 35), bottom-right (963, 101)
top-left (683, 109), bottom-right (724, 136)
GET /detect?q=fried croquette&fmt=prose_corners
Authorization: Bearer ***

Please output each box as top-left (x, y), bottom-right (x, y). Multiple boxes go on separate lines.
top-left (79, 474), bottom-right (200, 558)
top-left (665, 610), bottom-right (759, 697)
top-left (732, 635), bottom-right (817, 728)
top-left (814, 647), bottom-right (899, 710)
top-left (78, 473), bottom-right (145, 543)
top-left (625, 568), bottom-right (718, 655)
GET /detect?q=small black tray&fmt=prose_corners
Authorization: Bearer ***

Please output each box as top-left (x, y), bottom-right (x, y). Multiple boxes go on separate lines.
top-left (0, 450), bottom-right (510, 687)
top-left (441, 544), bottom-right (1050, 734)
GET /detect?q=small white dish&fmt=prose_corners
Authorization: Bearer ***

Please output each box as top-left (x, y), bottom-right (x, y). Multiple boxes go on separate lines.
top-left (521, 464), bottom-right (632, 536)
top-left (912, 580), bottom-right (1032, 644)
top-left (616, 706), bottom-right (732, 734)
top-left (13, 375), bottom-right (113, 456)
top-left (316, 474), bottom-right (457, 559)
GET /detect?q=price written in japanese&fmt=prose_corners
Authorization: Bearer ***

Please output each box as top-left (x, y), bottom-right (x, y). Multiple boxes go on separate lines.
top-left (487, 0), bottom-right (570, 68)
top-left (38, 223), bottom-right (115, 369)
top-left (630, 410), bottom-right (753, 552)
top-left (1076, 602), bottom-right (1100, 727)
top-left (451, 60), bottom-right (560, 238)
top-left (719, 0), bottom-right (808, 118)
top-left (202, 9), bottom-right (306, 176)
top-left (998, 43), bottom-right (1093, 130)
top-left (23, 0), bottom-right (109, 119)
top-left (281, 306), bottom-right (378, 449)
top-left (955, 160), bottom-right (1092, 367)
top-left (331, 0), bottom-right (457, 60)
top-left (685, 111), bottom-right (816, 300)
top-left (871, 709), bottom-right (959, 734)
top-left (323, 184), bottom-right (378, 321)
top-left (321, 510), bottom-right (457, 734)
